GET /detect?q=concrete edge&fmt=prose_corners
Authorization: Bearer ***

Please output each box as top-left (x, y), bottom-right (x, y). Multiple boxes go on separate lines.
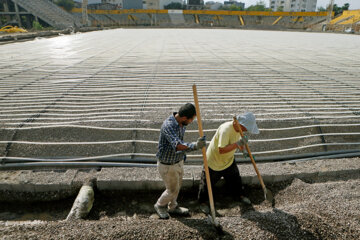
top-left (0, 158), bottom-right (359, 201)
top-left (1, 168), bottom-right (359, 193)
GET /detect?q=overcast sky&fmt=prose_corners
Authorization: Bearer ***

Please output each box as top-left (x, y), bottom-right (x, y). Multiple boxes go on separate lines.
top-left (207, 1), bottom-right (360, 9)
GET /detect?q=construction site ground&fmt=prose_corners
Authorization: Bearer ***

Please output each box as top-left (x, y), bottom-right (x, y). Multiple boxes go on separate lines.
top-left (0, 158), bottom-right (359, 239)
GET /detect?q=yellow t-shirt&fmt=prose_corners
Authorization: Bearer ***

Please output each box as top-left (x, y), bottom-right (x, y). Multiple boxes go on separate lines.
top-left (207, 121), bottom-right (241, 171)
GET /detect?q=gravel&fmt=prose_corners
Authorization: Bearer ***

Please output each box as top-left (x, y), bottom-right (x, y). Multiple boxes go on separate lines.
top-left (0, 177), bottom-right (359, 239)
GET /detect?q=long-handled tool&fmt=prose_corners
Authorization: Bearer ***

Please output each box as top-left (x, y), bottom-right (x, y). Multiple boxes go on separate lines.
top-left (192, 84), bottom-right (223, 233)
top-left (233, 116), bottom-right (274, 204)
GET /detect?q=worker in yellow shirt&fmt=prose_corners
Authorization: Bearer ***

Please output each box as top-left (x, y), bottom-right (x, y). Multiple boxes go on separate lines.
top-left (198, 112), bottom-right (259, 211)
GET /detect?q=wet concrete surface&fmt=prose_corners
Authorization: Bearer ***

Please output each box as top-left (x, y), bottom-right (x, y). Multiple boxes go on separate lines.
top-left (0, 29), bottom-right (359, 161)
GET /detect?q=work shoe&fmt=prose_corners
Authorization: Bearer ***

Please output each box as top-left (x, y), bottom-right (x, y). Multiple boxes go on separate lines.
top-left (199, 203), bottom-right (210, 214)
top-left (168, 206), bottom-right (189, 216)
top-left (240, 196), bottom-right (252, 205)
top-left (154, 204), bottom-right (169, 219)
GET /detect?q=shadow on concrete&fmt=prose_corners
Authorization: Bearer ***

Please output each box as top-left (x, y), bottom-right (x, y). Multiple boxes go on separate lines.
top-left (240, 205), bottom-right (316, 240)
top-left (0, 197), bottom-right (74, 221)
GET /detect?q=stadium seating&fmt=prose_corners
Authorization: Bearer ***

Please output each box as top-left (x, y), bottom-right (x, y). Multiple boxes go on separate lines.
top-left (12, 0), bottom-right (81, 29)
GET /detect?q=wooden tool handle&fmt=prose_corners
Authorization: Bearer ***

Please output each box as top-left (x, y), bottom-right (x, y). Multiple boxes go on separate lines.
top-left (193, 84), bottom-right (216, 220)
top-left (233, 116), bottom-right (266, 191)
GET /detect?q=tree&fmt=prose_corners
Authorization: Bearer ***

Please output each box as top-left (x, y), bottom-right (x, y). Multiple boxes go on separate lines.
top-left (246, 1), bottom-right (271, 11)
top-left (317, 6), bottom-right (326, 12)
top-left (342, 3), bottom-right (350, 11)
top-left (32, 21), bottom-right (43, 30)
top-left (164, 2), bottom-right (184, 10)
top-left (55, 0), bottom-right (75, 12)
top-left (332, 3), bottom-right (350, 16)
top-left (276, 6), bottom-right (284, 12)
top-left (219, 5), bottom-right (243, 11)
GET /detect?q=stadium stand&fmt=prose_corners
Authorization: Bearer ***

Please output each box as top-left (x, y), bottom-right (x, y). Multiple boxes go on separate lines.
top-left (11, 0), bottom-right (80, 29)
top-left (68, 8), bottom-right (328, 30)
top-left (330, 10), bottom-right (360, 25)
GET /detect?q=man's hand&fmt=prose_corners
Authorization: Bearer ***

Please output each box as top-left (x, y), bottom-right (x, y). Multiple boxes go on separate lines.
top-left (236, 136), bottom-right (248, 147)
top-left (194, 136), bottom-right (206, 150)
top-left (242, 150), bottom-right (249, 159)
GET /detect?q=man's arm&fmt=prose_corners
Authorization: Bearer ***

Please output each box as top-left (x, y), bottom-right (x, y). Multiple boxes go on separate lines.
top-left (176, 143), bottom-right (190, 151)
top-left (219, 143), bottom-right (238, 154)
top-left (162, 125), bottom-right (195, 151)
top-left (219, 139), bottom-right (246, 154)
top-left (217, 127), bottom-right (236, 154)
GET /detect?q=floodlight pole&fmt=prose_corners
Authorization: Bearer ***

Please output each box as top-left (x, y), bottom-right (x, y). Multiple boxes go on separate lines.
top-left (327, 0), bottom-right (335, 23)
top-left (82, 0), bottom-right (88, 26)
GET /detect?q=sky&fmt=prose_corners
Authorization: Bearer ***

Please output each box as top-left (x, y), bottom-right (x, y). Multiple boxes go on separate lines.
top-left (206, 0), bottom-right (360, 9)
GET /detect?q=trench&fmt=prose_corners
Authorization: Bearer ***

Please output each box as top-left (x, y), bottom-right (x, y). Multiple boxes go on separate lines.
top-left (0, 172), bottom-right (358, 222)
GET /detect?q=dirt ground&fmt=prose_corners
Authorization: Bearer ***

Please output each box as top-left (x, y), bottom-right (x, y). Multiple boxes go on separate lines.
top-left (0, 177), bottom-right (359, 240)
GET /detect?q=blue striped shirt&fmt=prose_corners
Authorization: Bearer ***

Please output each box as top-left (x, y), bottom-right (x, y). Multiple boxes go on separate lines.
top-left (157, 113), bottom-right (195, 165)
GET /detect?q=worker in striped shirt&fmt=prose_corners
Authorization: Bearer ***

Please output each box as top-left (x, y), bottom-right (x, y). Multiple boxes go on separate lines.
top-left (154, 103), bottom-right (206, 219)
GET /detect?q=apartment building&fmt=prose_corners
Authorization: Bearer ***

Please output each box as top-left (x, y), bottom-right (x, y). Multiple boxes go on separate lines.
top-left (269, 0), bottom-right (317, 12)
top-left (224, 0), bottom-right (245, 9)
top-left (144, 0), bottom-right (184, 9)
top-left (101, 0), bottom-right (143, 9)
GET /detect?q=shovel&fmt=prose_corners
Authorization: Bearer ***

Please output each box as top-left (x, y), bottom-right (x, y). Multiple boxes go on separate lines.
top-left (192, 84), bottom-right (223, 233)
top-left (233, 116), bottom-right (274, 204)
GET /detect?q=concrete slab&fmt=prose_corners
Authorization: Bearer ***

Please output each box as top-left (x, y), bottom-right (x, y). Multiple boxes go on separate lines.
top-left (0, 169), bottom-right (78, 201)
top-left (97, 166), bottom-right (194, 191)
top-left (0, 157), bottom-right (359, 202)
top-left (0, 29), bottom-right (359, 160)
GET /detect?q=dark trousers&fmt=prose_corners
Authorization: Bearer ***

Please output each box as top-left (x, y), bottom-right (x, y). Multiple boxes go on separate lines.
top-left (198, 160), bottom-right (244, 203)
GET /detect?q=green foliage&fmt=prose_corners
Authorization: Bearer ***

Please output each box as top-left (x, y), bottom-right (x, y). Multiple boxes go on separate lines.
top-left (219, 5), bottom-right (243, 11)
top-left (332, 3), bottom-right (350, 16)
top-left (32, 21), bottom-right (43, 30)
top-left (276, 6), bottom-right (284, 12)
top-left (317, 6), bottom-right (326, 12)
top-left (246, 1), bottom-right (271, 11)
top-left (55, 0), bottom-right (75, 11)
top-left (164, 2), bottom-right (184, 10)
top-left (1, 17), bottom-right (6, 25)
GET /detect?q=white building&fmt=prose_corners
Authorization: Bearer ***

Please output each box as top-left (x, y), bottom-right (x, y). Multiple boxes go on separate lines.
top-left (224, 0), bottom-right (244, 9)
top-left (269, 0), bottom-right (317, 12)
top-left (102, 0), bottom-right (144, 9)
top-left (144, 0), bottom-right (184, 9)
top-left (101, 0), bottom-right (122, 7)
top-left (205, 1), bottom-right (223, 10)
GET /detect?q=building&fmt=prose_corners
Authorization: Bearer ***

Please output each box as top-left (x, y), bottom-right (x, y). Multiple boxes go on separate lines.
top-left (123, 0), bottom-right (143, 9)
top-left (187, 0), bottom-right (204, 10)
top-left (224, 0), bottom-right (244, 9)
top-left (269, 0), bottom-right (317, 12)
top-left (205, 1), bottom-right (223, 10)
top-left (143, 0), bottom-right (184, 9)
top-left (101, 0), bottom-right (122, 5)
top-left (101, 0), bottom-right (143, 9)
top-left (143, 0), bottom-right (159, 9)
